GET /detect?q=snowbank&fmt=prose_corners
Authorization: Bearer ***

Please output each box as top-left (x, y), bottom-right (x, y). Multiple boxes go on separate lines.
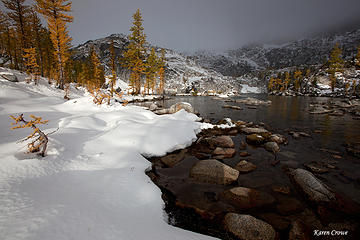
top-left (0, 68), bottom-right (216, 240)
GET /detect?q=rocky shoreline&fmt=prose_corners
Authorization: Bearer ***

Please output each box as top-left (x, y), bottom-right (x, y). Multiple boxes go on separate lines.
top-left (144, 103), bottom-right (360, 240)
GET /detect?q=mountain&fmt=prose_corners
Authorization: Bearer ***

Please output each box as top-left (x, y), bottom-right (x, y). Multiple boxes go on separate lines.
top-left (71, 34), bottom-right (240, 94)
top-left (190, 28), bottom-right (360, 77)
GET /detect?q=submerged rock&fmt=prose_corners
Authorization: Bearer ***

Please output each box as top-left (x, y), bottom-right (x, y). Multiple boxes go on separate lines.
top-left (235, 97), bottom-right (272, 106)
top-left (246, 134), bottom-right (266, 145)
top-left (224, 213), bottom-right (276, 240)
top-left (270, 134), bottom-right (287, 145)
top-left (212, 147), bottom-right (236, 159)
top-left (289, 168), bottom-right (335, 203)
top-left (235, 160), bottom-right (257, 173)
top-left (264, 142), bottom-right (280, 154)
top-left (190, 160), bottom-right (239, 185)
top-left (221, 187), bottom-right (275, 209)
top-left (241, 127), bottom-right (269, 135)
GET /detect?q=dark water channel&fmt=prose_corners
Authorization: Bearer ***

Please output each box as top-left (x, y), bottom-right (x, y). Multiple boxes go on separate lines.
top-left (149, 94), bottom-right (360, 239)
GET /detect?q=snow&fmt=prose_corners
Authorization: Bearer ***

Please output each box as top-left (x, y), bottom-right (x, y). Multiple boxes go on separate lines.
top-left (0, 68), bottom-right (217, 240)
top-left (240, 84), bottom-right (261, 93)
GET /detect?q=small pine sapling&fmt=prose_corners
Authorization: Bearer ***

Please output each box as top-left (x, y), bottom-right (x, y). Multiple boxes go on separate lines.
top-left (10, 114), bottom-right (49, 157)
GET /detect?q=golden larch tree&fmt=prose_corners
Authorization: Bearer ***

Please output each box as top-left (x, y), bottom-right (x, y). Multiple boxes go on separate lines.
top-left (158, 49), bottom-right (166, 95)
top-left (35, 0), bottom-right (73, 89)
top-left (145, 47), bottom-right (159, 94)
top-left (123, 9), bottom-right (147, 95)
top-left (327, 43), bottom-right (344, 92)
top-left (109, 40), bottom-right (117, 100)
top-left (23, 47), bottom-right (40, 84)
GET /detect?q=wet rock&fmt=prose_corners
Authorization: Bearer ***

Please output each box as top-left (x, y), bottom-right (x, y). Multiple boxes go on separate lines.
top-left (258, 213), bottom-right (290, 231)
top-left (264, 142), bottom-right (280, 154)
top-left (308, 106), bottom-right (333, 114)
top-left (190, 160), bottom-right (239, 185)
top-left (290, 132), bottom-right (300, 139)
top-left (239, 151), bottom-right (250, 157)
top-left (272, 186), bottom-right (291, 195)
top-left (212, 147), bottom-right (236, 159)
top-left (160, 149), bottom-right (187, 167)
top-left (276, 198), bottom-right (304, 216)
top-left (239, 141), bottom-right (247, 150)
top-left (224, 213), bottom-right (276, 240)
top-left (345, 143), bottom-right (360, 158)
top-left (289, 220), bottom-right (311, 240)
top-left (303, 162), bottom-right (329, 174)
top-left (169, 102), bottom-right (195, 113)
top-left (235, 97), bottom-right (272, 106)
top-left (241, 127), bottom-right (269, 135)
top-left (298, 132), bottom-right (311, 138)
top-left (222, 105), bottom-right (242, 110)
top-left (207, 135), bottom-right (234, 148)
top-left (289, 168), bottom-right (336, 203)
top-left (235, 160), bottom-right (257, 173)
top-left (270, 134), bottom-right (287, 145)
top-left (217, 118), bottom-right (234, 126)
top-left (235, 120), bottom-right (247, 127)
top-left (246, 134), bottom-right (266, 145)
top-left (221, 187), bottom-right (276, 209)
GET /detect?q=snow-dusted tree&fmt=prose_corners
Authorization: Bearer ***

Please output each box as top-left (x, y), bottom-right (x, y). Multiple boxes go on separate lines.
top-left (158, 49), bottom-right (166, 95)
top-left (10, 114), bottom-right (49, 157)
top-left (145, 47), bottom-right (159, 94)
top-left (109, 40), bottom-right (117, 101)
top-left (123, 9), bottom-right (147, 95)
top-left (23, 47), bottom-right (40, 84)
top-left (327, 43), bottom-right (344, 92)
top-left (35, 0), bottom-right (73, 90)
top-left (89, 46), bottom-right (105, 88)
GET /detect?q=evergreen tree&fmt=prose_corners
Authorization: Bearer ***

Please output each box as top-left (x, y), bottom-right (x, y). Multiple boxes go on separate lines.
top-left (35, 0), bottom-right (73, 89)
top-left (89, 46), bottom-right (105, 88)
top-left (284, 71), bottom-right (290, 91)
top-left (158, 49), bottom-right (166, 95)
top-left (145, 47), bottom-right (159, 94)
top-left (123, 9), bottom-right (147, 95)
top-left (109, 40), bottom-right (117, 99)
top-left (327, 43), bottom-right (344, 92)
top-left (293, 70), bottom-right (302, 92)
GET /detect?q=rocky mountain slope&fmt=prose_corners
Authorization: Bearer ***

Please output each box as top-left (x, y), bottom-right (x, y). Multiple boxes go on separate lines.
top-left (190, 28), bottom-right (360, 77)
top-left (71, 34), bottom-right (239, 94)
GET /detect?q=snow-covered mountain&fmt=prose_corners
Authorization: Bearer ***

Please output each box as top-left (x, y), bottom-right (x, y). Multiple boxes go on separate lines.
top-left (190, 28), bottom-right (360, 77)
top-left (71, 34), bottom-right (240, 94)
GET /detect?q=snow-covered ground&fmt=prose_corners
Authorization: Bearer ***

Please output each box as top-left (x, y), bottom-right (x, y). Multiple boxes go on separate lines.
top-left (0, 68), bottom-right (216, 240)
top-left (239, 84), bottom-right (261, 94)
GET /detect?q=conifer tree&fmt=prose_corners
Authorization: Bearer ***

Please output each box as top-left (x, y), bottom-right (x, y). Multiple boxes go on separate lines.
top-left (123, 9), bottom-right (147, 95)
top-left (35, 0), bottom-right (73, 89)
top-left (284, 71), bottom-right (290, 91)
top-left (109, 40), bottom-right (117, 100)
top-left (158, 49), bottom-right (166, 95)
top-left (293, 70), bottom-right (302, 92)
top-left (23, 47), bottom-right (39, 84)
top-left (89, 46), bottom-right (105, 89)
top-left (327, 43), bottom-right (344, 92)
top-left (145, 47), bottom-right (159, 94)
top-left (2, 0), bottom-right (31, 53)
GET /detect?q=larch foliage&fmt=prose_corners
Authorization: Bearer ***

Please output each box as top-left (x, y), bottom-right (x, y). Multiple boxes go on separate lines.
top-left (109, 40), bottom-right (117, 101)
top-left (10, 114), bottom-right (49, 157)
top-left (123, 9), bottom-right (147, 95)
top-left (293, 70), bottom-right (302, 92)
top-left (2, 0), bottom-right (31, 49)
top-left (327, 43), bottom-right (344, 92)
top-left (158, 49), bottom-right (166, 95)
top-left (145, 47), bottom-right (159, 94)
top-left (35, 0), bottom-right (73, 90)
top-left (23, 47), bottom-right (40, 84)
top-left (89, 46), bottom-right (105, 89)
top-left (284, 71), bottom-right (290, 91)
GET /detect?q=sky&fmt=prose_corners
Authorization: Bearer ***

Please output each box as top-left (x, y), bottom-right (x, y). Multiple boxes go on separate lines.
top-left (4, 0), bottom-right (360, 51)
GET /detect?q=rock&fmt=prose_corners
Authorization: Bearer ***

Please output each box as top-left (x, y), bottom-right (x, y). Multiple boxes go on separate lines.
top-left (149, 103), bottom-right (158, 111)
top-left (270, 134), bottom-right (287, 144)
top-left (345, 143), bottom-right (360, 158)
top-left (239, 141), bottom-right (247, 150)
top-left (289, 220), bottom-right (311, 240)
top-left (276, 198), bottom-right (304, 216)
top-left (258, 213), bottom-right (290, 231)
top-left (239, 151), bottom-right (250, 157)
top-left (221, 187), bottom-right (276, 209)
top-left (235, 120), bottom-right (247, 127)
top-left (190, 160), bottom-right (239, 185)
top-left (289, 131), bottom-right (300, 139)
top-left (169, 102), bottom-right (194, 113)
top-left (212, 147), bottom-right (236, 159)
top-left (289, 168), bottom-right (336, 203)
top-left (235, 160), bottom-right (257, 173)
top-left (154, 108), bottom-right (170, 115)
top-left (298, 132), bottom-right (311, 138)
top-left (246, 134), bottom-right (266, 145)
top-left (264, 142), bottom-right (280, 154)
top-left (208, 135), bottom-right (234, 148)
top-left (0, 72), bottom-right (18, 82)
top-left (308, 106), bottom-right (333, 114)
top-left (241, 127), bottom-right (269, 135)
top-left (235, 97), bottom-right (272, 106)
top-left (272, 186), bottom-right (291, 195)
top-left (304, 162), bottom-right (329, 174)
top-left (224, 213), bottom-right (276, 240)
top-left (160, 149), bottom-right (187, 167)
top-left (222, 105), bottom-right (242, 110)
top-left (217, 118), bottom-right (234, 126)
